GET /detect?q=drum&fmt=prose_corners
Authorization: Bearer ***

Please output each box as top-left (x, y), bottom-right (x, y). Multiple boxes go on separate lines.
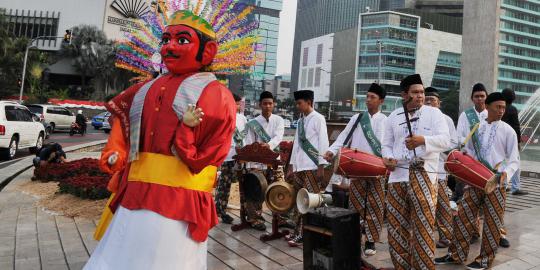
top-left (445, 150), bottom-right (499, 194)
top-left (333, 148), bottom-right (387, 178)
top-left (265, 181), bottom-right (296, 214)
top-left (243, 171), bottom-right (268, 203)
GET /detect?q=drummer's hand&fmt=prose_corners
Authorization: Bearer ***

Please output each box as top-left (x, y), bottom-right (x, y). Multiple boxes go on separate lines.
top-left (323, 151), bottom-right (334, 162)
top-left (405, 135), bottom-right (425, 150)
top-left (499, 172), bottom-right (508, 186)
top-left (383, 158), bottom-right (397, 171)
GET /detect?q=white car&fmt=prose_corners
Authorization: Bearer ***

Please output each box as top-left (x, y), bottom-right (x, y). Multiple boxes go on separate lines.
top-left (27, 104), bottom-right (76, 132)
top-left (0, 101), bottom-right (45, 160)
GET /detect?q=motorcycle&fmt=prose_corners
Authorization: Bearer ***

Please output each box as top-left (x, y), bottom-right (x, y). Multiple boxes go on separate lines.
top-left (70, 122), bottom-right (86, 136)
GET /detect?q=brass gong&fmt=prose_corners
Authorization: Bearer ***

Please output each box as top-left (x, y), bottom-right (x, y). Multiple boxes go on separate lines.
top-left (265, 181), bottom-right (296, 214)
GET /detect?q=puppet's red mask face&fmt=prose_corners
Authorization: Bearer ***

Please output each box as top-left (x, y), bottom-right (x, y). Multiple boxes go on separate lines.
top-left (160, 25), bottom-right (201, 74)
top-left (160, 25), bottom-right (217, 75)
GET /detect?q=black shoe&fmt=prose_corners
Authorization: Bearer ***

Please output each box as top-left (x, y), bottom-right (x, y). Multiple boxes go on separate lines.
top-left (436, 239), bottom-right (451, 248)
top-left (221, 214), bottom-right (234, 224)
top-left (434, 254), bottom-right (459, 265)
top-left (364, 241), bottom-right (376, 256)
top-left (466, 261), bottom-right (486, 270)
top-left (288, 234), bottom-right (303, 247)
top-left (512, 189), bottom-right (528, 196)
top-left (470, 235), bottom-right (479, 244)
top-left (499, 237), bottom-right (510, 248)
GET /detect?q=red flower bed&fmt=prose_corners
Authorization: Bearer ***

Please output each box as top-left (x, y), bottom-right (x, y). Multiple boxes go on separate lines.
top-left (33, 158), bottom-right (111, 200)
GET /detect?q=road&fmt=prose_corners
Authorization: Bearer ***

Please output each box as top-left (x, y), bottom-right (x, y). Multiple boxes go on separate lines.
top-left (0, 127), bottom-right (109, 169)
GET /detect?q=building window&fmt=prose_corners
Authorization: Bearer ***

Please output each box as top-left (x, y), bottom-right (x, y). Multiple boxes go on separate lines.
top-left (301, 69), bottom-right (308, 88)
top-left (316, 44), bottom-right (323, 64)
top-left (315, 68), bottom-right (322, 87)
top-left (308, 68), bottom-right (314, 87)
top-left (303, 47), bottom-right (309, 66)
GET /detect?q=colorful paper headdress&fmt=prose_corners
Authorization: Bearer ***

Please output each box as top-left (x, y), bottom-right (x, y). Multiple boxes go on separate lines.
top-left (115, 0), bottom-right (261, 81)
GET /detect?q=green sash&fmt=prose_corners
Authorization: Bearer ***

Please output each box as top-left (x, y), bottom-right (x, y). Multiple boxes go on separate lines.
top-left (298, 117), bottom-right (320, 166)
top-left (233, 127), bottom-right (246, 147)
top-left (247, 119), bottom-right (279, 151)
top-left (247, 119), bottom-right (271, 143)
top-left (360, 112), bottom-right (382, 157)
top-left (465, 108), bottom-right (493, 170)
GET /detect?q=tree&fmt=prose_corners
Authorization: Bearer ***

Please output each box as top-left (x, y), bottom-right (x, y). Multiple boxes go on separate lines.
top-left (440, 87), bottom-right (460, 124)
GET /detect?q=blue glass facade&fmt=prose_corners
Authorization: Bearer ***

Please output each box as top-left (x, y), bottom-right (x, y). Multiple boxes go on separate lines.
top-left (499, 0), bottom-right (540, 109)
top-left (355, 12), bottom-right (419, 113)
top-left (432, 51), bottom-right (461, 91)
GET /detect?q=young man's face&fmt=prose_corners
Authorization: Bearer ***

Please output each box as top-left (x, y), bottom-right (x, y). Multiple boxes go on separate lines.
top-left (235, 101), bottom-right (242, 113)
top-left (425, 96), bottom-right (440, 108)
top-left (472, 91), bottom-right (487, 108)
top-left (260, 98), bottom-right (274, 114)
top-left (406, 84), bottom-right (425, 108)
top-left (487, 100), bottom-right (506, 121)
top-left (365, 92), bottom-right (384, 112)
top-left (295, 99), bottom-right (311, 113)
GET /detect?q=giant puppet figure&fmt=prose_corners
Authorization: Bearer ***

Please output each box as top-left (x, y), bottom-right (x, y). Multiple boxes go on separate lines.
top-left (84, 2), bottom-right (258, 268)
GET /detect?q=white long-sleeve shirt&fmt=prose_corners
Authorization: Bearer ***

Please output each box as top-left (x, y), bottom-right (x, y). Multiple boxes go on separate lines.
top-left (244, 114), bottom-right (284, 169)
top-left (456, 108), bottom-right (487, 145)
top-left (290, 110), bottom-right (329, 172)
top-left (463, 120), bottom-right (520, 181)
top-left (437, 113), bottom-right (458, 180)
top-left (382, 105), bottom-right (451, 184)
top-left (225, 113), bottom-right (248, 161)
top-left (328, 112), bottom-right (387, 155)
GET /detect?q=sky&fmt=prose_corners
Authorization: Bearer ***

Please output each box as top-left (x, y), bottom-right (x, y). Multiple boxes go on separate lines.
top-left (275, 0), bottom-right (297, 76)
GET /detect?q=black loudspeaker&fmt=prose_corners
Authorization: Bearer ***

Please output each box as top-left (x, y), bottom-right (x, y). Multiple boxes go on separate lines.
top-left (302, 207), bottom-right (360, 270)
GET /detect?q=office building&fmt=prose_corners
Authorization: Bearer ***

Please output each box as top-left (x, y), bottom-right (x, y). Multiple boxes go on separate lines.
top-left (460, 0), bottom-right (540, 111)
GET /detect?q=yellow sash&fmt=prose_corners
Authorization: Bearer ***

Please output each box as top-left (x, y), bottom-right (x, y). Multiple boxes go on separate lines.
top-left (94, 152), bottom-right (217, 240)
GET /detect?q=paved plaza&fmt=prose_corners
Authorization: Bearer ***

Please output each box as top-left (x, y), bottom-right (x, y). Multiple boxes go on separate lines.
top-left (1, 155), bottom-right (540, 269)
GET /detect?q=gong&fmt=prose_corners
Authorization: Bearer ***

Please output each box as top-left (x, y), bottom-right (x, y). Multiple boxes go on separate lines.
top-left (243, 171), bottom-right (268, 203)
top-left (265, 181), bottom-right (296, 214)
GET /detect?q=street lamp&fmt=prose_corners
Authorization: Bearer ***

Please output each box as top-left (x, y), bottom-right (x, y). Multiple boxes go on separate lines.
top-left (19, 35), bottom-right (65, 102)
top-left (320, 68), bottom-right (354, 119)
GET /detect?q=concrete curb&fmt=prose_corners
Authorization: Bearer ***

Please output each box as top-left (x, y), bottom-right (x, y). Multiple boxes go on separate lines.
top-left (0, 139), bottom-right (107, 191)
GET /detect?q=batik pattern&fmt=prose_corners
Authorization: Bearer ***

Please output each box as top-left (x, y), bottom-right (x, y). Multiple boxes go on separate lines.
top-left (387, 166), bottom-right (437, 270)
top-left (349, 176), bottom-right (386, 242)
top-left (214, 161), bottom-right (238, 217)
top-left (436, 178), bottom-right (454, 241)
top-left (448, 186), bottom-right (506, 268)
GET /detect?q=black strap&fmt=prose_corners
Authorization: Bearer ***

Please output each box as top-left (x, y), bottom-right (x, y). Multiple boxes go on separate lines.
top-left (343, 113), bottom-right (363, 148)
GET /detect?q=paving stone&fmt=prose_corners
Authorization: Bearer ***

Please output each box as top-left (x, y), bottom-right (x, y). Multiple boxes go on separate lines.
top-left (492, 259), bottom-right (535, 270)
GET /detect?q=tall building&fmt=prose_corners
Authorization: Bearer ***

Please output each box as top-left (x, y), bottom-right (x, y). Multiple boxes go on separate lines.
top-left (380, 0), bottom-right (416, 10)
top-left (415, 0), bottom-right (464, 17)
top-left (229, 0), bottom-right (282, 109)
top-left (354, 10), bottom-right (462, 113)
top-left (291, 0), bottom-right (378, 94)
top-left (460, 0), bottom-right (540, 111)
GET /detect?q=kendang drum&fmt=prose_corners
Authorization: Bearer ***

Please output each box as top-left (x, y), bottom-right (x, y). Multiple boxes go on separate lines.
top-left (445, 150), bottom-right (499, 194)
top-left (333, 148), bottom-right (388, 178)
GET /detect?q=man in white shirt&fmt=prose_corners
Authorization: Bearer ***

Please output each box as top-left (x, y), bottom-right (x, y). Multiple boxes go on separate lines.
top-left (382, 74), bottom-right (451, 270)
top-left (215, 93), bottom-right (247, 224)
top-left (453, 83), bottom-right (489, 244)
top-left (425, 87), bottom-right (458, 249)
top-left (287, 90), bottom-right (329, 247)
top-left (323, 83), bottom-right (387, 256)
top-left (435, 92), bottom-right (520, 270)
top-left (242, 91), bottom-right (285, 231)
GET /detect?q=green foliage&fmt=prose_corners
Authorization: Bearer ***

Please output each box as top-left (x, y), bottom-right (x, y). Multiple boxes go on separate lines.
top-left (440, 87), bottom-right (460, 124)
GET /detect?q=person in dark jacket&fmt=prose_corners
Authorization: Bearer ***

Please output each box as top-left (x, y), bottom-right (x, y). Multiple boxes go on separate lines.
top-left (33, 142), bottom-right (67, 167)
top-left (501, 88), bottom-right (527, 196)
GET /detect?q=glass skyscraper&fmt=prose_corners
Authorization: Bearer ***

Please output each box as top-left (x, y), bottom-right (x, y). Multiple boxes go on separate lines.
top-left (432, 51), bottom-right (461, 91)
top-left (231, 0), bottom-right (282, 106)
top-left (498, 0), bottom-right (540, 109)
top-left (355, 11), bottom-right (419, 113)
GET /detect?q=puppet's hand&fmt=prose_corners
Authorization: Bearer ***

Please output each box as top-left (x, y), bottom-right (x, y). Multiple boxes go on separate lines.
top-left (183, 104), bottom-right (204, 128)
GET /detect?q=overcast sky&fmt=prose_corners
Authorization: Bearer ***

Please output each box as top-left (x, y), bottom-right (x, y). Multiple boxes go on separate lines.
top-left (275, 0), bottom-right (297, 76)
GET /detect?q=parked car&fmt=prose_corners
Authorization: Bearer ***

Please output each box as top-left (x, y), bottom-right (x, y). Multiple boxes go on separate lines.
top-left (32, 113), bottom-right (52, 139)
top-left (91, 112), bottom-right (111, 129)
top-left (26, 104), bottom-right (76, 132)
top-left (0, 101), bottom-right (45, 160)
top-left (101, 115), bottom-right (111, 134)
